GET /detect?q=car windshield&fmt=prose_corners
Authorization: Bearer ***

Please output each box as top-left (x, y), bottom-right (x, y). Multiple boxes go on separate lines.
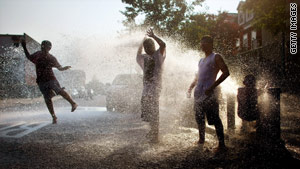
top-left (112, 74), bottom-right (142, 85)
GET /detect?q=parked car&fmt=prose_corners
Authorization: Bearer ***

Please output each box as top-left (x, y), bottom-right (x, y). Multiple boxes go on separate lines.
top-left (106, 74), bottom-right (143, 112)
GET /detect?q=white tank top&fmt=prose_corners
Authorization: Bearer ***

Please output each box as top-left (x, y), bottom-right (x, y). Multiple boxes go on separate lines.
top-left (194, 53), bottom-right (220, 99)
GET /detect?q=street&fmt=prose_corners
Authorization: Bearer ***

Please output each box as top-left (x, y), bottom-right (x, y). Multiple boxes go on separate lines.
top-left (0, 95), bottom-right (204, 168)
top-left (1, 94), bottom-right (300, 168)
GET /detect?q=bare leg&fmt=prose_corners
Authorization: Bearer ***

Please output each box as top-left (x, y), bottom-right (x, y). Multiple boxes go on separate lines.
top-left (58, 90), bottom-right (78, 112)
top-left (44, 96), bottom-right (57, 124)
top-left (214, 118), bottom-right (225, 147)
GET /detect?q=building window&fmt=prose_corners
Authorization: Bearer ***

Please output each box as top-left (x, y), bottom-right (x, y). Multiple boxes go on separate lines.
top-left (243, 34), bottom-right (248, 49)
top-left (251, 31), bottom-right (257, 49)
top-left (236, 38), bottom-right (240, 47)
top-left (246, 10), bottom-right (254, 22)
top-left (251, 31), bottom-right (256, 39)
top-left (250, 11), bottom-right (254, 20)
top-left (238, 12), bottom-right (245, 25)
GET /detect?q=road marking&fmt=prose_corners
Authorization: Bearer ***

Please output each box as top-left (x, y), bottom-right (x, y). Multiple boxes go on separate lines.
top-left (0, 122), bottom-right (25, 131)
top-left (0, 122), bottom-right (50, 138)
top-left (59, 106), bottom-right (107, 111)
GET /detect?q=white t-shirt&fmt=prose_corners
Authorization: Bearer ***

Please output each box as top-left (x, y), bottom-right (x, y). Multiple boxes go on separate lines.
top-left (136, 48), bottom-right (166, 96)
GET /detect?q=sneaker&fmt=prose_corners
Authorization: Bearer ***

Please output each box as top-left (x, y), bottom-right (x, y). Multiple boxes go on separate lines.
top-left (71, 103), bottom-right (78, 112)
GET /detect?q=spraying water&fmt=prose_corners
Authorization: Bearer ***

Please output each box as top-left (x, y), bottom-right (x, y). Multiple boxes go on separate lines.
top-left (48, 31), bottom-right (249, 134)
top-left (0, 31), bottom-right (247, 130)
top-left (1, 30), bottom-right (273, 141)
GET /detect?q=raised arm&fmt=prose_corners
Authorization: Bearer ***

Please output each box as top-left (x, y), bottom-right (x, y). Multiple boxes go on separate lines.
top-left (136, 38), bottom-right (145, 70)
top-left (146, 28), bottom-right (166, 55)
top-left (137, 39), bottom-right (143, 56)
top-left (21, 40), bottom-right (33, 61)
top-left (48, 55), bottom-right (71, 71)
top-left (57, 66), bottom-right (71, 71)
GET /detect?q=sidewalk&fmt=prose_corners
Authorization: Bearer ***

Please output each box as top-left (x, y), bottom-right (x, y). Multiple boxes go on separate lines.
top-left (280, 93), bottom-right (300, 159)
top-left (0, 96), bottom-right (62, 110)
top-left (179, 92), bottom-right (300, 168)
top-left (0, 97), bottom-right (43, 109)
top-left (221, 92), bottom-right (300, 161)
top-left (171, 92), bottom-right (300, 162)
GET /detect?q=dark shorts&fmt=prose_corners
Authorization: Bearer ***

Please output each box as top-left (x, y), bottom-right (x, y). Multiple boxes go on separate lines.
top-left (194, 97), bottom-right (220, 125)
top-left (38, 80), bottom-right (63, 98)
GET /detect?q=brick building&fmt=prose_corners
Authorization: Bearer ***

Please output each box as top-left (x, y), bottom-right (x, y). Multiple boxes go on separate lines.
top-left (0, 33), bottom-right (40, 98)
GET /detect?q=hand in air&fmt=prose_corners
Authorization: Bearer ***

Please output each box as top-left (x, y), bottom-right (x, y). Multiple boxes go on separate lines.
top-left (65, 66), bottom-right (72, 70)
top-left (21, 39), bottom-right (26, 47)
top-left (146, 28), bottom-right (154, 38)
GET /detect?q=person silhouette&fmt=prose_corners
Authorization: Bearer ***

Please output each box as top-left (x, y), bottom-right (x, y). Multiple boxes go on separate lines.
top-left (187, 35), bottom-right (229, 152)
top-left (136, 28), bottom-right (166, 143)
top-left (21, 39), bottom-right (78, 124)
top-left (238, 74), bottom-right (261, 132)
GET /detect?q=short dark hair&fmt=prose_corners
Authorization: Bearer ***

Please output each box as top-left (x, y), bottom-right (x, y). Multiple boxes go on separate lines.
top-left (243, 74), bottom-right (256, 87)
top-left (200, 35), bottom-right (213, 44)
top-left (143, 38), bottom-right (154, 48)
top-left (41, 40), bottom-right (52, 48)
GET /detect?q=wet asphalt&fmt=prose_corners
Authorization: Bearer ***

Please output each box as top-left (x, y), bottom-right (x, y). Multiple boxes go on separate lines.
top-left (1, 95), bottom-right (300, 168)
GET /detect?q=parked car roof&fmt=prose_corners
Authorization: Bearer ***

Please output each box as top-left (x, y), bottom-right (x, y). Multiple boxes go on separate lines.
top-left (112, 74), bottom-right (142, 85)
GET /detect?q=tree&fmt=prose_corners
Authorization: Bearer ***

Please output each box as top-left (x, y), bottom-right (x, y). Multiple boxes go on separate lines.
top-left (243, 0), bottom-right (298, 74)
top-left (179, 13), bottom-right (215, 50)
top-left (243, 0), bottom-right (290, 35)
top-left (121, 0), bottom-right (204, 36)
top-left (211, 12), bottom-right (240, 59)
top-left (121, 0), bottom-right (240, 57)
top-left (86, 75), bottom-right (105, 95)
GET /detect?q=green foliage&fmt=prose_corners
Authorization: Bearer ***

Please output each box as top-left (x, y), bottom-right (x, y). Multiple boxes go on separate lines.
top-left (121, 0), bottom-right (240, 57)
top-left (212, 12), bottom-right (240, 57)
top-left (243, 0), bottom-right (289, 35)
top-left (121, 0), bottom-right (204, 36)
top-left (86, 75), bottom-right (105, 95)
top-left (178, 14), bottom-right (214, 50)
